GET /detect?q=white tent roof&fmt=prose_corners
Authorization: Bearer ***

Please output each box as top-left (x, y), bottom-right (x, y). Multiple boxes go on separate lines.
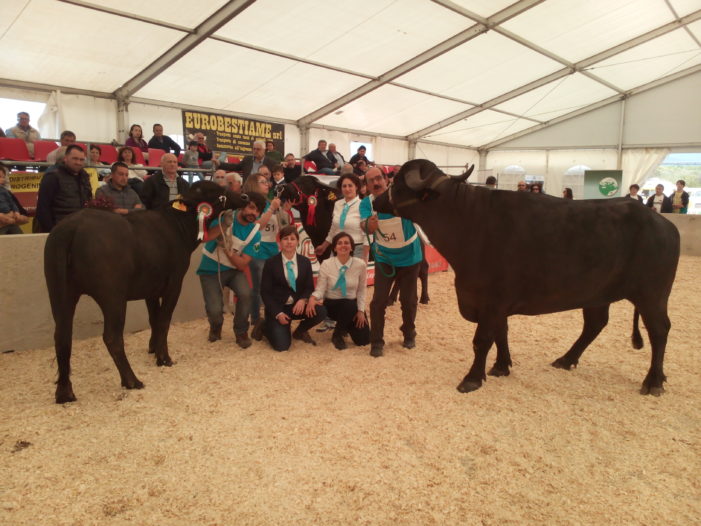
top-left (1, 0), bottom-right (699, 148)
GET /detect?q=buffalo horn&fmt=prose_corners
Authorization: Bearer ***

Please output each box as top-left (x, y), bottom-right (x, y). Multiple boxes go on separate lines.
top-left (455, 164), bottom-right (475, 182)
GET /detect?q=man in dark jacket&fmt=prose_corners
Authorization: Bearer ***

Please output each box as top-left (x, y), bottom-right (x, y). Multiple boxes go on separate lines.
top-left (303, 140), bottom-right (335, 175)
top-left (147, 124), bottom-right (181, 156)
top-left (140, 153), bottom-right (190, 210)
top-left (646, 184), bottom-right (673, 213)
top-left (36, 144), bottom-right (93, 232)
top-left (218, 140), bottom-right (276, 181)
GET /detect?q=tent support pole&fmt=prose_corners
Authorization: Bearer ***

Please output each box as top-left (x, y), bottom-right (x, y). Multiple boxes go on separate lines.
top-left (617, 98), bottom-right (626, 170)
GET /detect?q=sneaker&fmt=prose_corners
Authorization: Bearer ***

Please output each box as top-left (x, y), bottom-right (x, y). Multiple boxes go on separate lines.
top-left (292, 329), bottom-right (316, 346)
top-left (370, 343), bottom-right (384, 357)
top-left (235, 332), bottom-right (252, 349)
top-left (331, 332), bottom-right (347, 350)
top-left (251, 319), bottom-right (264, 341)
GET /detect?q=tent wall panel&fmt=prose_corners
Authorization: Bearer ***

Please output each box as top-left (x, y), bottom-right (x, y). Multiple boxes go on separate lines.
top-left (129, 103), bottom-right (185, 144)
top-left (60, 94), bottom-right (118, 144)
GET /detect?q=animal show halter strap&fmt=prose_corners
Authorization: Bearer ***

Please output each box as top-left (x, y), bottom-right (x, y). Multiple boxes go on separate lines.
top-left (289, 181), bottom-right (320, 227)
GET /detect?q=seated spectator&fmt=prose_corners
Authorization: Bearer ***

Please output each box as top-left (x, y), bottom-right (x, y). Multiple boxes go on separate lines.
top-left (117, 146), bottom-right (148, 196)
top-left (353, 159), bottom-right (368, 178)
top-left (340, 163), bottom-right (354, 176)
top-left (226, 172), bottom-right (243, 193)
top-left (125, 124), bottom-right (148, 153)
top-left (303, 140), bottom-right (336, 175)
top-left (5, 112), bottom-right (41, 156)
top-left (264, 139), bottom-right (283, 164)
top-left (36, 145), bottom-right (92, 232)
top-left (670, 180), bottom-right (689, 214)
top-left (307, 232), bottom-right (370, 350)
top-left (46, 130), bottom-right (76, 165)
top-left (84, 144), bottom-right (109, 193)
top-left (218, 140), bottom-right (276, 180)
top-left (349, 145), bottom-right (370, 166)
top-left (195, 132), bottom-right (214, 169)
top-left (646, 184), bottom-right (673, 213)
top-left (625, 184), bottom-right (643, 202)
top-left (147, 124), bottom-right (181, 156)
top-left (282, 153), bottom-right (301, 183)
top-left (530, 182), bottom-right (543, 194)
top-left (327, 143), bottom-right (345, 174)
top-left (0, 163), bottom-right (29, 235)
top-left (260, 225), bottom-right (327, 351)
top-left (140, 153), bottom-right (190, 210)
top-left (95, 162), bottom-right (144, 215)
top-left (182, 141), bottom-right (200, 168)
top-left (562, 187), bottom-right (573, 199)
top-left (212, 169), bottom-right (228, 188)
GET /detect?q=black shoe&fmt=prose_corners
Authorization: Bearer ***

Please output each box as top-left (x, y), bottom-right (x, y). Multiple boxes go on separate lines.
top-left (293, 329), bottom-right (316, 346)
top-left (208, 324), bottom-right (222, 342)
top-left (331, 332), bottom-right (347, 350)
top-left (251, 319), bottom-right (264, 341)
top-left (370, 343), bottom-right (384, 357)
top-left (235, 332), bottom-right (252, 349)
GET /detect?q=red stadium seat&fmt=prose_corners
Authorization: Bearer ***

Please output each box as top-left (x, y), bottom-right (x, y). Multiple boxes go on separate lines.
top-left (177, 153), bottom-right (184, 164)
top-left (304, 160), bottom-right (317, 173)
top-left (227, 155), bottom-right (241, 163)
top-left (148, 148), bottom-right (165, 167)
top-left (97, 145), bottom-right (118, 164)
top-left (33, 140), bottom-right (59, 161)
top-left (129, 146), bottom-right (146, 165)
top-left (0, 138), bottom-right (32, 161)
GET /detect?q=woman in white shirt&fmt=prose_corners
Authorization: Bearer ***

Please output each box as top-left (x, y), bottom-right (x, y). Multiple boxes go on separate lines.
top-left (314, 173), bottom-right (369, 261)
top-left (307, 232), bottom-right (370, 350)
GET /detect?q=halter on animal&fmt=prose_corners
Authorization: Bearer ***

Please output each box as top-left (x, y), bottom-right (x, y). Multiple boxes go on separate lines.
top-left (288, 180), bottom-right (320, 227)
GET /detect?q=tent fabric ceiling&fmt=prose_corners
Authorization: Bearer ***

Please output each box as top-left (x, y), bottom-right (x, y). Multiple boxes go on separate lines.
top-left (1, 0), bottom-right (699, 149)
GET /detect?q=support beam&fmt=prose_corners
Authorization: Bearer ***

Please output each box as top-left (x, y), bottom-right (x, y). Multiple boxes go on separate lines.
top-left (114, 0), bottom-right (256, 100)
top-left (617, 98), bottom-right (627, 169)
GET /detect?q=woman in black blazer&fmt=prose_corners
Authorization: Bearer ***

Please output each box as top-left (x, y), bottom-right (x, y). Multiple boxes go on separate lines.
top-left (260, 225), bottom-right (327, 351)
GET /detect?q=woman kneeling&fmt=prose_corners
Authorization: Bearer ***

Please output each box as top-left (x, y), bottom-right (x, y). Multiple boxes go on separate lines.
top-left (261, 225), bottom-right (327, 351)
top-left (307, 233), bottom-right (370, 350)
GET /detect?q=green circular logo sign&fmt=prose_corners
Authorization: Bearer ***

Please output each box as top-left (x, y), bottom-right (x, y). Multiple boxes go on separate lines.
top-left (598, 177), bottom-right (619, 197)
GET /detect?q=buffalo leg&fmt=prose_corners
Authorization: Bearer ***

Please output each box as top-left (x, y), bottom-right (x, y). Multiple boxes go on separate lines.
top-left (150, 283), bottom-right (185, 366)
top-left (146, 297), bottom-right (161, 354)
top-left (488, 317), bottom-right (512, 377)
top-left (457, 322), bottom-right (495, 393)
top-left (54, 291), bottom-right (80, 404)
top-left (419, 257), bottom-right (429, 304)
top-left (638, 304), bottom-right (670, 396)
top-left (552, 304), bottom-right (609, 370)
top-left (98, 297), bottom-right (143, 390)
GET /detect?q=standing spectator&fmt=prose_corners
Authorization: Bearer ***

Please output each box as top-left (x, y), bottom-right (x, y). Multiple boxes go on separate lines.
top-left (260, 225), bottom-right (327, 351)
top-left (670, 180), bottom-right (689, 214)
top-left (95, 162), bottom-right (144, 214)
top-left (264, 139), bottom-right (283, 164)
top-left (0, 163), bottom-right (29, 235)
top-left (646, 184), bottom-right (673, 213)
top-left (327, 143), bottom-right (345, 174)
top-left (36, 145), bottom-right (92, 232)
top-left (147, 124), bottom-right (181, 156)
top-left (562, 187), bottom-right (573, 199)
top-left (304, 140), bottom-right (336, 175)
top-left (307, 232), bottom-right (370, 350)
top-left (140, 153), bottom-right (190, 210)
top-left (360, 167), bottom-right (422, 357)
top-left (530, 182), bottom-right (543, 194)
top-left (516, 180), bottom-right (528, 191)
top-left (219, 140), bottom-right (276, 180)
top-left (349, 145), bottom-right (370, 166)
top-left (46, 130), bottom-right (76, 165)
top-left (625, 184), bottom-right (644, 203)
top-left (314, 173), bottom-right (368, 260)
top-left (282, 153), bottom-right (301, 183)
top-left (5, 112), bottom-right (41, 156)
top-left (197, 193), bottom-right (266, 347)
top-left (125, 124), bottom-right (148, 153)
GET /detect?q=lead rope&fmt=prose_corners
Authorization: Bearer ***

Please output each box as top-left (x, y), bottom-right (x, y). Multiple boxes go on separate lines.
top-left (363, 214), bottom-right (396, 279)
top-left (214, 210), bottom-right (235, 299)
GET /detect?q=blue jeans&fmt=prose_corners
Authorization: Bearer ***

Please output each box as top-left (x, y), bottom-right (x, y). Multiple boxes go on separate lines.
top-left (264, 304), bottom-right (327, 351)
top-left (199, 270), bottom-right (252, 335)
top-left (248, 257), bottom-right (266, 324)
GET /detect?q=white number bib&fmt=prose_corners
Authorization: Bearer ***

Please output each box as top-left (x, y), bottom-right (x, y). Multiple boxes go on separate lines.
top-left (375, 216), bottom-right (417, 249)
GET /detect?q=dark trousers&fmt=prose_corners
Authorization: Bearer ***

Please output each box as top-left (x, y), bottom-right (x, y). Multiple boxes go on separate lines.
top-left (325, 298), bottom-right (370, 346)
top-left (264, 304), bottom-right (327, 351)
top-left (370, 261), bottom-right (420, 345)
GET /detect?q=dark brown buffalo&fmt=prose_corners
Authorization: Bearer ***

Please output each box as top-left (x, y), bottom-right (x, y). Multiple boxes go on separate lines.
top-left (372, 159), bottom-right (679, 395)
top-left (44, 181), bottom-right (247, 403)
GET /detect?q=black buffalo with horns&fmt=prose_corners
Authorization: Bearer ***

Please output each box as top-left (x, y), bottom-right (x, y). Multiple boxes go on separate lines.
top-left (372, 159), bottom-right (679, 396)
top-left (44, 181), bottom-right (248, 403)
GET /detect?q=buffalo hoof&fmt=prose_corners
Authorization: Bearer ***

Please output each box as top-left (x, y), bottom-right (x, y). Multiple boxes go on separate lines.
top-left (551, 357), bottom-right (576, 370)
top-left (156, 355), bottom-right (173, 367)
top-left (55, 384), bottom-right (77, 404)
top-left (148, 347), bottom-right (155, 354)
top-left (488, 365), bottom-right (510, 377)
top-left (123, 378), bottom-right (144, 390)
top-left (640, 384), bottom-right (665, 396)
top-left (419, 296), bottom-right (430, 305)
top-left (456, 378), bottom-right (482, 393)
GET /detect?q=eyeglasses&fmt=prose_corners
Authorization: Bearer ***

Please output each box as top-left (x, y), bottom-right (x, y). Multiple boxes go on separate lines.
top-left (517, 184), bottom-right (526, 188)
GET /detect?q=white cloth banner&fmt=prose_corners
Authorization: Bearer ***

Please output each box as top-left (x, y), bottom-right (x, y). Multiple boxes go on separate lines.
top-left (37, 90), bottom-right (64, 140)
top-left (621, 148), bottom-right (670, 192)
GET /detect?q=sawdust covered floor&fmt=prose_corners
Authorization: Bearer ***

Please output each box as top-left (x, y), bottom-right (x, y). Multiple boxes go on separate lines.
top-left (1, 257), bottom-right (700, 526)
